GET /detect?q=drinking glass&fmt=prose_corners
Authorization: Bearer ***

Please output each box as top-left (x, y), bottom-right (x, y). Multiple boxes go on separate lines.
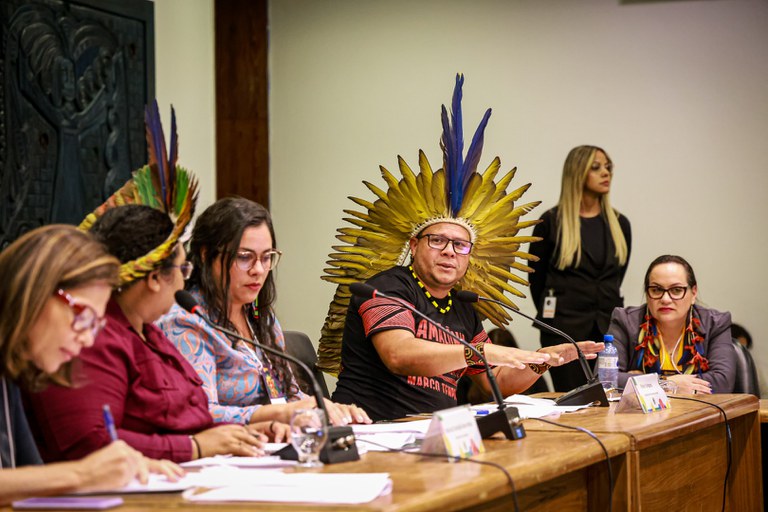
top-left (290, 408), bottom-right (328, 467)
top-left (658, 377), bottom-right (679, 395)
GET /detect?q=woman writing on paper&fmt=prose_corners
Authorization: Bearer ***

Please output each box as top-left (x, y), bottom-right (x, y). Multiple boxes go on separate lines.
top-left (0, 225), bottom-right (182, 505)
top-left (158, 197), bottom-right (371, 426)
top-left (607, 255), bottom-right (735, 394)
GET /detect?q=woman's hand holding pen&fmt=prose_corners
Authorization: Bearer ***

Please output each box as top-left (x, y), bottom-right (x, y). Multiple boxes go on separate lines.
top-left (73, 441), bottom-right (148, 492)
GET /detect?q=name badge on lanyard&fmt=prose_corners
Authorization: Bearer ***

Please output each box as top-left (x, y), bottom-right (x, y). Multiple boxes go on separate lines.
top-left (263, 369), bottom-right (287, 404)
top-left (542, 290), bottom-right (557, 319)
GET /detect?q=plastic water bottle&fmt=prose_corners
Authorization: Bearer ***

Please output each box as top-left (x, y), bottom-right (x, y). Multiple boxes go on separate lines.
top-left (597, 334), bottom-right (618, 391)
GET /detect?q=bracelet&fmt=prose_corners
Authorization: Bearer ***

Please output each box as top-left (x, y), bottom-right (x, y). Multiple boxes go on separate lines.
top-left (464, 342), bottom-right (485, 367)
top-left (527, 362), bottom-right (551, 375)
top-left (189, 435), bottom-right (202, 459)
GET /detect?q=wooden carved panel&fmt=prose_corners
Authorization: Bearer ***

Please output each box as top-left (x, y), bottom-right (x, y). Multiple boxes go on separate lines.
top-left (0, 0), bottom-right (154, 247)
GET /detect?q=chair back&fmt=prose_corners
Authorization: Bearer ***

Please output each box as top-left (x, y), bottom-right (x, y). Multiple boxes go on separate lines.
top-left (283, 330), bottom-right (330, 398)
top-left (730, 339), bottom-right (760, 395)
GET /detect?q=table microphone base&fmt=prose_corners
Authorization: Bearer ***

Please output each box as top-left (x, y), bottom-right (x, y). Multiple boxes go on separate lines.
top-left (476, 407), bottom-right (526, 440)
top-left (275, 425), bottom-right (360, 464)
top-left (555, 381), bottom-right (609, 407)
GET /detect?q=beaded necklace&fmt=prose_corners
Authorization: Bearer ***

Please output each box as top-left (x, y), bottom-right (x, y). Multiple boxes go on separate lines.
top-left (408, 265), bottom-right (451, 314)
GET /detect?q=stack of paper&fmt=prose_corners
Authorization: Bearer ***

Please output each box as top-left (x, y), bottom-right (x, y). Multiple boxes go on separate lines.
top-left (183, 472), bottom-right (393, 504)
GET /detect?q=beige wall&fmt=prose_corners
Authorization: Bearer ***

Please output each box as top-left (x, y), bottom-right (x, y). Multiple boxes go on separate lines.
top-left (157, 0), bottom-right (768, 393)
top-left (154, 0), bottom-right (217, 212)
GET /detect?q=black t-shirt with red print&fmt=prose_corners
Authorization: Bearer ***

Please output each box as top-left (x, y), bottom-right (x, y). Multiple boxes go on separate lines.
top-left (332, 266), bottom-right (488, 422)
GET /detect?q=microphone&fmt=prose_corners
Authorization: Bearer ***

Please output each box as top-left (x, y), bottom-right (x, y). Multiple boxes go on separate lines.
top-left (455, 290), bottom-right (608, 407)
top-left (349, 282), bottom-right (526, 441)
top-left (174, 290), bottom-right (359, 464)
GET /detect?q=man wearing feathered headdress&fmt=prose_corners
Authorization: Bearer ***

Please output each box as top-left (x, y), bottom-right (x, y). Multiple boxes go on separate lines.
top-left (321, 75), bottom-right (604, 422)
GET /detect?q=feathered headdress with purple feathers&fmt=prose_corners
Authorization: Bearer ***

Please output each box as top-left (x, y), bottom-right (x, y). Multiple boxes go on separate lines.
top-left (317, 74), bottom-right (541, 376)
top-left (80, 100), bottom-right (198, 285)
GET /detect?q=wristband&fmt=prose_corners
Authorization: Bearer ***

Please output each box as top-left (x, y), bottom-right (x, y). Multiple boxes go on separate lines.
top-left (190, 435), bottom-right (202, 459)
top-left (464, 342), bottom-right (485, 367)
top-left (527, 362), bottom-right (551, 375)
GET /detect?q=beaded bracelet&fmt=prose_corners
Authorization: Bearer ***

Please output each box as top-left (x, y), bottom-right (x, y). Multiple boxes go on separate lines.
top-left (464, 341), bottom-right (485, 367)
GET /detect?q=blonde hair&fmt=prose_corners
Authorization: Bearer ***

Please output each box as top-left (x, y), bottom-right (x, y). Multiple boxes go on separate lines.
top-left (555, 145), bottom-right (628, 270)
top-left (0, 225), bottom-right (119, 389)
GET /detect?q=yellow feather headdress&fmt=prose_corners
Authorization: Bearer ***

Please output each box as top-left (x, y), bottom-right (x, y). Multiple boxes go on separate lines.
top-left (317, 74), bottom-right (541, 376)
top-left (79, 101), bottom-right (199, 286)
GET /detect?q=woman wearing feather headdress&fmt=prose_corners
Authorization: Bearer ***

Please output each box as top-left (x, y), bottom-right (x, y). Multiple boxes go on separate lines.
top-left (24, 104), bottom-right (283, 464)
top-left (607, 255), bottom-right (735, 394)
top-left (158, 197), bottom-right (371, 427)
top-left (0, 225), bottom-right (183, 505)
top-left (529, 145), bottom-right (632, 392)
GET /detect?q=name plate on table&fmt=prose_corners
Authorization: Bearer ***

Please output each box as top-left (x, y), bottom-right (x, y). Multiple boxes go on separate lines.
top-left (421, 405), bottom-right (484, 459)
top-left (615, 374), bottom-right (671, 413)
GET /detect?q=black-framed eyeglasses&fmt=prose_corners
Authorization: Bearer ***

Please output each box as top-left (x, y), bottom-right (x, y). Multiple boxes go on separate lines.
top-left (417, 234), bottom-right (473, 255)
top-left (646, 285), bottom-right (688, 300)
top-left (53, 289), bottom-right (107, 338)
top-left (167, 261), bottom-right (194, 280)
top-left (235, 250), bottom-right (282, 271)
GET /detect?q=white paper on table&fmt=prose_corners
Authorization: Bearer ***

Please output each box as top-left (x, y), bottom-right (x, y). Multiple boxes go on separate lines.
top-left (355, 432), bottom-right (418, 452)
top-left (124, 466), bottom-right (285, 493)
top-left (352, 419), bottom-right (431, 435)
top-left (183, 472), bottom-right (393, 504)
top-left (468, 394), bottom-right (591, 420)
top-left (181, 455), bottom-right (296, 468)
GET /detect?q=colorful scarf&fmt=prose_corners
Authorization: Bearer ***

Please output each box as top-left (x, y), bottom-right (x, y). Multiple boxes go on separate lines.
top-left (634, 306), bottom-right (710, 376)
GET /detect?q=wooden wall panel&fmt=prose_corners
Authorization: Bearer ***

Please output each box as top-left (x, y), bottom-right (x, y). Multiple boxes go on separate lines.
top-left (214, 0), bottom-right (269, 207)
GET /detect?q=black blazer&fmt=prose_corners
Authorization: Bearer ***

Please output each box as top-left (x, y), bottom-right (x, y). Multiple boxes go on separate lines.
top-left (529, 207), bottom-right (632, 338)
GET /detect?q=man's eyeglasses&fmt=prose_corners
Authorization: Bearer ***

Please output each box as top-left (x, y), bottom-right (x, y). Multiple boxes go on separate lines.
top-left (646, 285), bottom-right (688, 300)
top-left (54, 289), bottom-right (107, 338)
top-left (167, 261), bottom-right (194, 280)
top-left (235, 250), bottom-right (282, 271)
top-left (417, 234), bottom-right (473, 255)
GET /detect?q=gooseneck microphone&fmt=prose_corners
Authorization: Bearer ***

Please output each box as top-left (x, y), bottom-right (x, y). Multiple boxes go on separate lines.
top-left (455, 290), bottom-right (608, 407)
top-left (349, 282), bottom-right (526, 440)
top-left (174, 290), bottom-right (360, 464)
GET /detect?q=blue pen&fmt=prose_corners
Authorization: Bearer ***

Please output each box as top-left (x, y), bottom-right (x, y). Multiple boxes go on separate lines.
top-left (102, 404), bottom-right (119, 441)
top-left (474, 409), bottom-right (490, 416)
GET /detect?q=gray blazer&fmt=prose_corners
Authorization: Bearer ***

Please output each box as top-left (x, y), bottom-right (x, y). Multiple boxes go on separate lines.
top-left (607, 305), bottom-right (736, 393)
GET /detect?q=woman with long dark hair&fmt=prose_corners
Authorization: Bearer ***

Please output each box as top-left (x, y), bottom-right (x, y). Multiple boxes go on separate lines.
top-left (159, 197), bottom-right (370, 426)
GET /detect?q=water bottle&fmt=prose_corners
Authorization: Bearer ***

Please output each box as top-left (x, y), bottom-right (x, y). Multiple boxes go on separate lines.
top-left (597, 334), bottom-right (618, 391)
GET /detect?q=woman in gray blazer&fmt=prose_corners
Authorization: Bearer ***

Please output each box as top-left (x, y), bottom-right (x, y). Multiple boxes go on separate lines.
top-left (607, 255), bottom-right (735, 394)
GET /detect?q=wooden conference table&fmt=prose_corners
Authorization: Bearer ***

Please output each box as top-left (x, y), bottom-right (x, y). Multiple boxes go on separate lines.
top-left (8, 394), bottom-right (761, 511)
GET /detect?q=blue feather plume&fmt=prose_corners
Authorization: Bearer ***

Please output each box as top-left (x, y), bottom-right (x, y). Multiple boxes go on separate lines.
top-left (440, 74), bottom-right (492, 216)
top-left (168, 106), bottom-right (178, 189)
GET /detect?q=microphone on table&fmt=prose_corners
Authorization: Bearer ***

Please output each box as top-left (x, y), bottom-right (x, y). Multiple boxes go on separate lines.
top-left (455, 290), bottom-right (608, 407)
top-left (174, 290), bottom-right (360, 464)
top-left (349, 282), bottom-right (526, 441)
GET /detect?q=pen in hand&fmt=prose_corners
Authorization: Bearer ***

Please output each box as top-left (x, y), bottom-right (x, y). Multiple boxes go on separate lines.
top-left (102, 404), bottom-right (119, 441)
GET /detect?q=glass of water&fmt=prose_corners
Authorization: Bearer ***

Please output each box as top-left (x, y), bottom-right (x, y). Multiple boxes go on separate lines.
top-left (290, 408), bottom-right (328, 467)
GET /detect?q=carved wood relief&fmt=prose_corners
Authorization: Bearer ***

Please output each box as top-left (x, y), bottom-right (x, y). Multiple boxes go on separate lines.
top-left (0, 0), bottom-right (153, 247)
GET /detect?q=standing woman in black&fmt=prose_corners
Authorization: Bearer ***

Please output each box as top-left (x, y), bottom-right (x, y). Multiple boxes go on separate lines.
top-left (529, 145), bottom-right (631, 392)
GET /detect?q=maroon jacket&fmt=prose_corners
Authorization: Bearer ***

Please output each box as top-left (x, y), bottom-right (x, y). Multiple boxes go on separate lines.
top-left (25, 299), bottom-right (214, 463)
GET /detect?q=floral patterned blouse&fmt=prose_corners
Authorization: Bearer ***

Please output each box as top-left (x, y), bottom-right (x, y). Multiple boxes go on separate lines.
top-left (157, 288), bottom-right (305, 424)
